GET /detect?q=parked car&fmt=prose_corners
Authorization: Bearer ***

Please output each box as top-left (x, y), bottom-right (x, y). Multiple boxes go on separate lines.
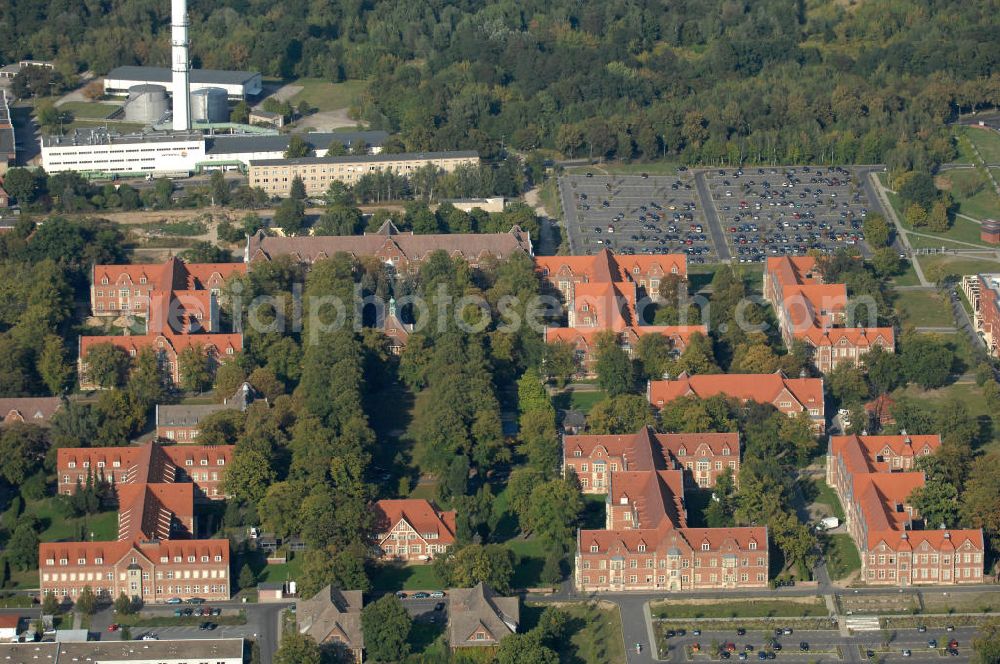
top-left (799, 642), bottom-right (809, 651)
top-left (107, 624), bottom-right (119, 632)
top-left (902, 649), bottom-right (911, 657)
top-left (434, 603), bottom-right (445, 611)
top-left (412, 592), bottom-right (430, 599)
top-left (928, 640), bottom-right (938, 649)
top-left (166, 597), bottom-right (182, 605)
top-left (395, 592), bottom-right (407, 599)
top-left (173, 609), bottom-right (183, 617)
top-left (187, 598), bottom-right (205, 605)
top-left (211, 608), bottom-right (221, 616)
top-left (430, 591), bottom-right (445, 598)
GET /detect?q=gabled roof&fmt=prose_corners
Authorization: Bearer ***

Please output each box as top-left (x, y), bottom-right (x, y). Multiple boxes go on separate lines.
top-left (372, 499), bottom-right (456, 544)
top-left (447, 583), bottom-right (519, 648)
top-left (659, 432), bottom-right (739, 459)
top-left (648, 371), bottom-right (823, 413)
top-left (247, 226), bottom-right (531, 264)
top-left (545, 325), bottom-right (706, 348)
top-left (297, 586), bottom-right (364, 650)
top-left (80, 332), bottom-right (243, 358)
top-left (869, 529), bottom-right (984, 552)
top-left (609, 469), bottom-right (686, 529)
top-left (797, 326), bottom-right (895, 347)
top-left (830, 434), bottom-right (941, 474)
top-left (0, 397), bottom-right (62, 425)
top-left (535, 249), bottom-right (687, 282)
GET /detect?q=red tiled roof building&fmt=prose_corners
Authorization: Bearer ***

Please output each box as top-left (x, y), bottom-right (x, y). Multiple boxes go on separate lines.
top-left (566, 427), bottom-right (768, 593)
top-left (648, 370), bottom-right (826, 432)
top-left (826, 434), bottom-right (984, 585)
top-left (564, 429), bottom-right (740, 492)
top-left (81, 257), bottom-right (245, 390)
top-left (372, 499), bottom-right (457, 563)
top-left (40, 441), bottom-right (233, 604)
top-left (764, 256), bottom-right (894, 373)
top-left (538, 250), bottom-right (706, 377)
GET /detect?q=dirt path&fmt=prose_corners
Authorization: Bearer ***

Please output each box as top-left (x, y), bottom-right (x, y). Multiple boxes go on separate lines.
top-left (292, 108), bottom-right (364, 132)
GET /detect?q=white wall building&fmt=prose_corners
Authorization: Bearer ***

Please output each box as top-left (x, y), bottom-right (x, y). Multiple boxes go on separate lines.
top-left (105, 66), bottom-right (262, 100)
top-left (41, 128), bottom-right (205, 176)
top-left (0, 638), bottom-right (244, 663)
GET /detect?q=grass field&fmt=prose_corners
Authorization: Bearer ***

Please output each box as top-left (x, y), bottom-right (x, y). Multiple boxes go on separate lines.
top-left (508, 538), bottom-right (547, 589)
top-left (824, 534), bottom-right (862, 581)
top-left (810, 478), bottom-right (846, 521)
top-left (566, 161), bottom-right (683, 176)
top-left (369, 563), bottom-right (446, 592)
top-left (917, 254), bottom-right (1000, 284)
top-left (523, 601), bottom-right (626, 664)
top-left (889, 262), bottom-right (921, 287)
top-left (879, 174), bottom-right (993, 248)
top-left (651, 597), bottom-right (827, 619)
top-left (921, 591), bottom-right (1000, 614)
top-left (256, 555), bottom-right (304, 584)
top-left (953, 131), bottom-right (978, 164)
top-left (890, 382), bottom-right (998, 453)
top-left (961, 126), bottom-right (1000, 164)
top-left (139, 219), bottom-right (208, 236)
top-left (892, 289), bottom-right (955, 328)
top-left (115, 610), bottom-right (247, 628)
top-left (59, 101), bottom-right (120, 119)
top-left (288, 78), bottom-right (368, 111)
top-left (939, 169), bottom-right (1000, 221)
top-left (21, 497), bottom-right (119, 544)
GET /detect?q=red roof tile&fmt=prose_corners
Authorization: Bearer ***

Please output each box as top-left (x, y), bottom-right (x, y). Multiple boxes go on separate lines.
top-left (373, 499), bottom-right (456, 544)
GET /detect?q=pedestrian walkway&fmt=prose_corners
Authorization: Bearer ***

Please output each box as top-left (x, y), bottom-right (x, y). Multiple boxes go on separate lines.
top-left (867, 172), bottom-right (929, 287)
top-left (844, 616), bottom-right (881, 633)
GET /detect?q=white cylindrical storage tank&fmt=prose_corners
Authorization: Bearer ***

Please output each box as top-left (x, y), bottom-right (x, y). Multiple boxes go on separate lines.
top-left (190, 87), bottom-right (229, 123)
top-left (124, 84), bottom-right (169, 124)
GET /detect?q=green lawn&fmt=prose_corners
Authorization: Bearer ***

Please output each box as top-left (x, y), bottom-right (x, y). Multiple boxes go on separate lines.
top-left (953, 130), bottom-right (978, 164)
top-left (22, 498), bottom-right (119, 544)
top-left (825, 534), bottom-right (861, 581)
top-left (523, 601), bottom-right (626, 664)
top-left (890, 382), bottom-right (997, 452)
top-left (961, 126), bottom-right (1000, 164)
top-left (892, 289), bottom-right (955, 328)
top-left (918, 254), bottom-right (1000, 282)
top-left (879, 173), bottom-right (993, 248)
top-left (507, 538), bottom-right (547, 589)
top-left (939, 169), bottom-right (1000, 221)
top-left (115, 610), bottom-right (247, 628)
top-left (651, 597), bottom-right (827, 619)
top-left (287, 78), bottom-right (368, 111)
top-left (810, 478), bottom-right (845, 521)
top-left (369, 563), bottom-right (446, 592)
top-left (59, 101), bottom-right (120, 119)
top-left (567, 161), bottom-right (683, 176)
top-left (889, 262), bottom-right (921, 287)
top-left (569, 390), bottom-right (607, 414)
top-left (256, 555), bottom-right (304, 585)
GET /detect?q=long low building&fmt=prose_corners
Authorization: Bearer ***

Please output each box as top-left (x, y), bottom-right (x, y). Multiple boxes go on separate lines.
top-left (1, 92), bottom-right (17, 172)
top-left (105, 65), bottom-right (262, 99)
top-left (41, 128), bottom-right (389, 177)
top-left (248, 150), bottom-right (480, 196)
top-left (0, 638), bottom-right (244, 663)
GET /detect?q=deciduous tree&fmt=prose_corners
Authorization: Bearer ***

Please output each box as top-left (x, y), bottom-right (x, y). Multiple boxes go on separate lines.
top-left (361, 595), bottom-right (412, 663)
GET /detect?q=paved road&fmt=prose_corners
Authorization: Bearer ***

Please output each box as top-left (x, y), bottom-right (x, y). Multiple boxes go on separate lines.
top-left (862, 169), bottom-right (929, 286)
top-left (692, 170), bottom-right (732, 262)
top-left (659, 626), bottom-right (978, 664)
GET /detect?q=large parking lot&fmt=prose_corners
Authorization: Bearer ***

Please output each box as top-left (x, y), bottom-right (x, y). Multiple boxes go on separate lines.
top-left (557, 167), bottom-right (879, 265)
top-left (701, 166), bottom-right (873, 264)
top-left (559, 173), bottom-right (718, 264)
top-left (660, 626), bottom-right (974, 663)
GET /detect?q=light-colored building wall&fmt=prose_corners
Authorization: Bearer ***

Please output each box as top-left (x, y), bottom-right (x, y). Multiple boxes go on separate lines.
top-left (249, 152), bottom-right (480, 197)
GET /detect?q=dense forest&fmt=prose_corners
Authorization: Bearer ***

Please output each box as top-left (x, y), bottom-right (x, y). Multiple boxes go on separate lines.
top-left (3, 0), bottom-right (998, 170)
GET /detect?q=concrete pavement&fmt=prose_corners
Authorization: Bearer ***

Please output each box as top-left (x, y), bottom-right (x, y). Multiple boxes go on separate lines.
top-left (692, 170), bottom-right (731, 262)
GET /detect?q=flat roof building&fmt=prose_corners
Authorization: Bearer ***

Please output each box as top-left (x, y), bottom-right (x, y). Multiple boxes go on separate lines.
top-left (105, 66), bottom-right (262, 100)
top-left (41, 128), bottom-right (205, 177)
top-left (202, 130), bottom-right (388, 168)
top-left (248, 150), bottom-right (480, 197)
top-left (0, 638), bottom-right (244, 663)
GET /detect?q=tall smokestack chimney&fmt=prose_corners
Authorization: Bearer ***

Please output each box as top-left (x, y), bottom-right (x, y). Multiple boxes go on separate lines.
top-left (171, 0), bottom-right (191, 131)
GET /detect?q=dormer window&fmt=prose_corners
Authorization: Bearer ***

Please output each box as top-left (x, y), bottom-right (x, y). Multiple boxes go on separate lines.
top-left (701, 542), bottom-right (710, 551)
top-left (749, 541), bottom-right (757, 550)
top-left (200, 459), bottom-right (208, 466)
top-left (201, 556), bottom-right (209, 562)
top-left (82, 461), bottom-right (89, 468)
top-left (590, 545), bottom-right (599, 553)
top-left (140, 276), bottom-right (147, 284)
top-left (620, 495), bottom-right (628, 505)
top-left (95, 557), bottom-right (103, 564)
top-left (187, 555), bottom-right (195, 562)
top-left (638, 544), bottom-right (646, 552)
top-left (214, 555), bottom-right (222, 562)
top-left (160, 557), bottom-right (169, 563)
top-left (722, 447), bottom-right (730, 456)
top-left (78, 558), bottom-right (86, 565)
top-left (574, 450), bottom-right (582, 457)
top-left (677, 448), bottom-right (686, 456)
top-left (68, 461), bottom-right (76, 469)
top-left (113, 460), bottom-right (120, 468)
top-left (633, 267), bottom-right (640, 274)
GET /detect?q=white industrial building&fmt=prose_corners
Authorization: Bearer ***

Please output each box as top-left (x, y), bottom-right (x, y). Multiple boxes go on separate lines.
top-left (0, 638), bottom-right (244, 664)
top-left (40, 128), bottom-right (388, 177)
top-left (41, 128), bottom-right (205, 176)
top-left (104, 66), bottom-right (262, 100)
